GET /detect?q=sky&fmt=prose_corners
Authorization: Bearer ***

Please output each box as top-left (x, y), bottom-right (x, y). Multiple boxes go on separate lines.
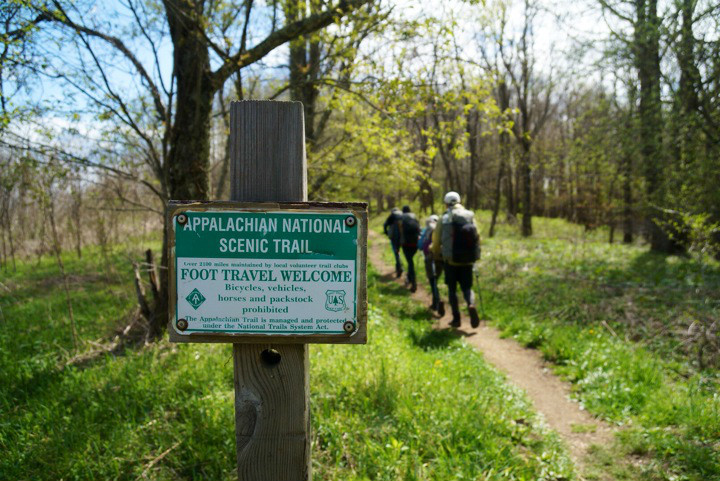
top-left (7, 0), bottom-right (617, 151)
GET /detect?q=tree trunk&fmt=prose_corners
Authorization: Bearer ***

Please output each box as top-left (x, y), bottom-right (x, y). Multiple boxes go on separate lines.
top-left (415, 117), bottom-right (435, 213)
top-left (489, 149), bottom-right (506, 238)
top-left (164, 0), bottom-right (214, 201)
top-left (520, 143), bottom-right (532, 237)
top-left (623, 140), bottom-right (634, 244)
top-left (287, 0), bottom-right (322, 147)
top-left (215, 89), bottom-right (232, 199)
top-left (514, 158), bottom-right (521, 216)
top-left (677, 0), bottom-right (700, 119)
top-left (635, 0), bottom-right (669, 251)
top-left (505, 160), bottom-right (516, 218)
top-left (466, 108), bottom-right (480, 209)
top-left (533, 162), bottom-right (545, 216)
top-left (0, 213), bottom-right (6, 271)
top-left (158, 0), bottom-right (216, 337)
top-left (376, 192), bottom-right (385, 212)
top-left (72, 182), bottom-right (82, 258)
top-left (7, 207), bottom-right (16, 271)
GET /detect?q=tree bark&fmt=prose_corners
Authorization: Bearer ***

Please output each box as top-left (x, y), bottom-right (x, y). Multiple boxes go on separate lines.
top-left (215, 89), bottom-right (232, 200)
top-left (164, 0), bottom-right (215, 201)
top-left (71, 181), bottom-right (82, 258)
top-left (286, 0), bottom-right (325, 149)
top-left (520, 141), bottom-right (532, 236)
top-left (505, 160), bottom-right (516, 218)
top-left (489, 142), bottom-right (507, 238)
top-left (634, 0), bottom-right (669, 251)
top-left (7, 207), bottom-right (16, 271)
top-left (466, 108), bottom-right (480, 209)
top-left (623, 90), bottom-right (635, 244)
top-left (623, 153), bottom-right (634, 243)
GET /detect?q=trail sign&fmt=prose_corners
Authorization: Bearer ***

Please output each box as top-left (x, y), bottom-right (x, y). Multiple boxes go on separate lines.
top-left (168, 201), bottom-right (367, 344)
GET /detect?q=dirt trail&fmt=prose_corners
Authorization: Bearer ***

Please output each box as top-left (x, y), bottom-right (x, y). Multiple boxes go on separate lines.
top-left (369, 231), bottom-right (614, 471)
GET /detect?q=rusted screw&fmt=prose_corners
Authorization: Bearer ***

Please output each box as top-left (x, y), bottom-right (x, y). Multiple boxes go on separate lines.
top-left (345, 215), bottom-right (356, 227)
top-left (177, 318), bottom-right (188, 331)
top-left (176, 213), bottom-right (188, 225)
top-left (343, 321), bottom-right (355, 333)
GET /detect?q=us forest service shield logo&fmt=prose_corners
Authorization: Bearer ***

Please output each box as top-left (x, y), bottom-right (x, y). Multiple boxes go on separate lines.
top-left (325, 290), bottom-right (347, 312)
top-left (186, 288), bottom-right (206, 310)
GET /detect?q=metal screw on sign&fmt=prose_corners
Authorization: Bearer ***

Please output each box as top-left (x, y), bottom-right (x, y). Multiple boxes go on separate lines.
top-left (345, 215), bottom-right (356, 227)
top-left (176, 213), bottom-right (188, 225)
top-left (343, 321), bottom-right (355, 333)
top-left (177, 318), bottom-right (189, 331)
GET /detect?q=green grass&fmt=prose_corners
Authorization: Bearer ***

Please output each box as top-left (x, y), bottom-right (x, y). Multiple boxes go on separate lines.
top-left (0, 234), bottom-right (574, 480)
top-left (482, 225), bottom-right (719, 481)
top-left (373, 210), bottom-right (720, 480)
top-left (312, 267), bottom-right (573, 480)
top-left (380, 210), bottom-right (719, 480)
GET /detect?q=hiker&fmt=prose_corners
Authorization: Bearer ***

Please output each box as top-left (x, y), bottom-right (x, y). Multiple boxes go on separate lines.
top-left (383, 207), bottom-right (404, 277)
top-left (399, 206), bottom-right (421, 292)
top-left (432, 191), bottom-right (482, 328)
top-left (419, 214), bottom-right (445, 315)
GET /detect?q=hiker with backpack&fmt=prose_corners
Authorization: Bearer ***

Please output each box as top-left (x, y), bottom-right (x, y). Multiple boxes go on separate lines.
top-left (419, 214), bottom-right (445, 315)
top-left (399, 206), bottom-right (421, 292)
top-left (431, 191), bottom-right (482, 328)
top-left (383, 207), bottom-right (404, 277)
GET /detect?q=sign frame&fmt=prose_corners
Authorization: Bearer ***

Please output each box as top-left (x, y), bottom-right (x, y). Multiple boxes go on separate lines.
top-left (167, 200), bottom-right (368, 344)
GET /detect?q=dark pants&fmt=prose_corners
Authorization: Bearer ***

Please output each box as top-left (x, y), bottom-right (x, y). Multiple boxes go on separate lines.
top-left (424, 257), bottom-right (442, 308)
top-left (402, 245), bottom-right (417, 285)
top-left (390, 239), bottom-right (402, 274)
top-left (444, 263), bottom-right (475, 320)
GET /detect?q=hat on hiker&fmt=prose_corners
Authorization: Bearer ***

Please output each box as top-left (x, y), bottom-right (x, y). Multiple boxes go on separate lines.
top-left (443, 191), bottom-right (460, 206)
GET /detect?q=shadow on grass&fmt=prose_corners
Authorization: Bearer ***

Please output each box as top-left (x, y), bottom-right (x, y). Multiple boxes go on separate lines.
top-left (410, 328), bottom-right (459, 351)
top-left (374, 280), bottom-right (433, 320)
top-left (626, 251), bottom-right (720, 284)
top-left (374, 275), bottom-right (408, 296)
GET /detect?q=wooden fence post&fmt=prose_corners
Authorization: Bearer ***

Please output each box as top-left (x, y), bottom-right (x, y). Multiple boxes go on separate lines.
top-left (229, 101), bottom-right (310, 480)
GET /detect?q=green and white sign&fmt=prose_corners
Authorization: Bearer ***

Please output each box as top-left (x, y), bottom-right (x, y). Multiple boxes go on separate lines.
top-left (170, 205), bottom-right (365, 339)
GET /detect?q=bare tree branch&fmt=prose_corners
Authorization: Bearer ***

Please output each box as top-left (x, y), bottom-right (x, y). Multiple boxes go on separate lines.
top-left (213, 0), bottom-right (372, 87)
top-left (44, 0), bottom-right (168, 122)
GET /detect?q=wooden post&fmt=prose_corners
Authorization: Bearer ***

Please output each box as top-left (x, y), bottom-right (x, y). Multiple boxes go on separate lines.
top-left (229, 101), bottom-right (310, 480)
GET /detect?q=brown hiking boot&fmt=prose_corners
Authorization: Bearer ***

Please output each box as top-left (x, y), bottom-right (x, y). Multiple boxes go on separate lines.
top-left (469, 305), bottom-right (480, 328)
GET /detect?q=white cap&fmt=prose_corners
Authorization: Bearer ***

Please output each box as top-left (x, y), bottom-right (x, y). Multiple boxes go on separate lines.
top-left (429, 214), bottom-right (439, 222)
top-left (443, 191), bottom-right (460, 205)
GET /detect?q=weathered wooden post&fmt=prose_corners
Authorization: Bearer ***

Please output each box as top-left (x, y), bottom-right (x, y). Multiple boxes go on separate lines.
top-left (166, 100), bottom-right (367, 481)
top-left (230, 101), bottom-right (310, 480)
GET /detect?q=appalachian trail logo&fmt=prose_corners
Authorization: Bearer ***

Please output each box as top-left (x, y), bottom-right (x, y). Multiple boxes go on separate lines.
top-left (186, 288), bottom-right (206, 310)
top-left (325, 290), bottom-right (347, 312)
